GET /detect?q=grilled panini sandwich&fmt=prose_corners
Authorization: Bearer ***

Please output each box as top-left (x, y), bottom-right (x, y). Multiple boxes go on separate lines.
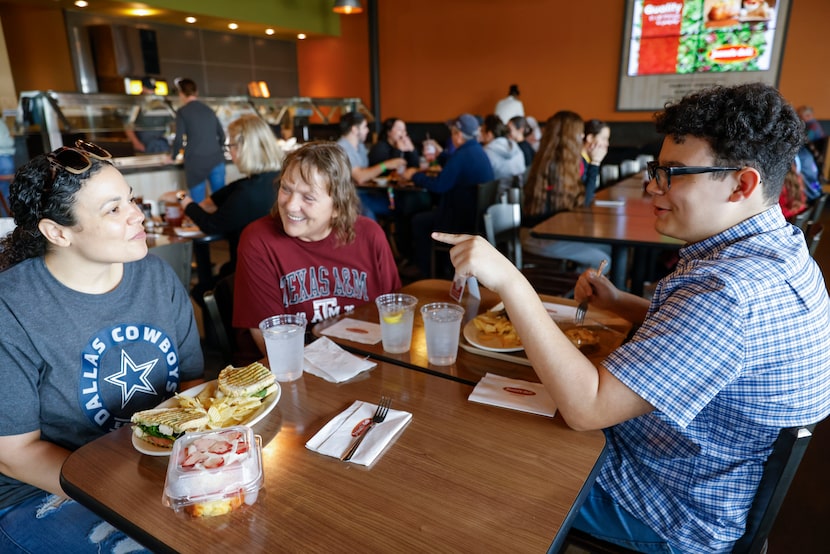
top-left (218, 362), bottom-right (277, 399)
top-left (131, 407), bottom-right (208, 449)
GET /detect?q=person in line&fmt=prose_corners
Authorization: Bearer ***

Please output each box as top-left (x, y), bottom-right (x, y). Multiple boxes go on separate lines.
top-left (508, 115), bottom-right (535, 168)
top-left (480, 114), bottom-right (526, 180)
top-left (525, 116), bottom-right (542, 152)
top-left (124, 77), bottom-right (170, 155)
top-left (779, 162), bottom-right (808, 220)
top-left (233, 141), bottom-right (401, 357)
top-left (581, 119), bottom-right (611, 203)
top-left (401, 113), bottom-right (494, 278)
top-left (494, 84), bottom-right (525, 124)
top-left (435, 83), bottom-right (830, 552)
top-left (168, 77), bottom-right (226, 202)
top-left (336, 112), bottom-right (405, 221)
top-left (0, 140), bottom-right (203, 552)
top-left (160, 114), bottom-right (285, 302)
top-left (521, 110), bottom-right (611, 272)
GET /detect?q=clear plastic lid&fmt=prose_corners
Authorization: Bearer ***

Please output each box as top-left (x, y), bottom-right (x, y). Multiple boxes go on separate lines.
top-left (162, 425), bottom-right (263, 516)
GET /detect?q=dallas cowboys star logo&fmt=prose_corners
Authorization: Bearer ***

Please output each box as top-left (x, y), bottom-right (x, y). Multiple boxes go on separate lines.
top-left (104, 350), bottom-right (159, 409)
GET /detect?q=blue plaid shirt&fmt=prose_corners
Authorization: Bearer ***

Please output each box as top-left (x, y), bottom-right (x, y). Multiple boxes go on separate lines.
top-left (599, 207), bottom-right (830, 552)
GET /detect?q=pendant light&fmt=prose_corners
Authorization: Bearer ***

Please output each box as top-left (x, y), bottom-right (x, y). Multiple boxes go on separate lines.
top-left (333, 0), bottom-right (363, 14)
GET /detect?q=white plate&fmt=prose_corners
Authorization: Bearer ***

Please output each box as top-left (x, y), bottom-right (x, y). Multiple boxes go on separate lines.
top-left (173, 227), bottom-right (202, 237)
top-left (463, 302), bottom-right (582, 353)
top-left (131, 379), bottom-right (281, 456)
top-left (373, 177), bottom-right (388, 186)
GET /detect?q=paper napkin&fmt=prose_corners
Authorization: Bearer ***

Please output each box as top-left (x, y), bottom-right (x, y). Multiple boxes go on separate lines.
top-left (305, 400), bottom-right (412, 466)
top-left (319, 318), bottom-right (382, 344)
top-left (304, 337), bottom-right (377, 383)
top-left (468, 373), bottom-right (557, 417)
top-left (593, 199), bottom-right (625, 207)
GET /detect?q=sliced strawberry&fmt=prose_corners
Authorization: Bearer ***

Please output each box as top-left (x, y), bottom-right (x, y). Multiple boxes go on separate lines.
top-left (235, 441), bottom-right (249, 455)
top-left (222, 430), bottom-right (243, 442)
top-left (193, 437), bottom-right (215, 451)
top-left (208, 440), bottom-right (233, 455)
top-left (203, 455), bottom-right (225, 469)
top-left (182, 451), bottom-right (208, 468)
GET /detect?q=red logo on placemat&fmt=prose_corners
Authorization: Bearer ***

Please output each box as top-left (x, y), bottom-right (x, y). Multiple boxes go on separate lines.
top-left (351, 418), bottom-right (372, 436)
top-left (503, 387), bottom-right (536, 396)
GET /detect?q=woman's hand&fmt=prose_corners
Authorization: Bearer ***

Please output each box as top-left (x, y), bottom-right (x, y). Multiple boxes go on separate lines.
top-left (394, 134), bottom-right (415, 152)
top-left (587, 141), bottom-right (609, 165)
top-left (431, 233), bottom-right (520, 293)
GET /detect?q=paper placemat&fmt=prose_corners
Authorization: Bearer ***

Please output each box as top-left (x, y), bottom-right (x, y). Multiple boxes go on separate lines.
top-left (468, 373), bottom-right (556, 417)
top-left (319, 318), bottom-right (382, 344)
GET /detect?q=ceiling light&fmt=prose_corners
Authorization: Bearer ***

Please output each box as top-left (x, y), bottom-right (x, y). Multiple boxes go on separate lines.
top-left (74, 1), bottom-right (89, 7)
top-left (265, 28), bottom-right (275, 35)
top-left (297, 33), bottom-right (307, 40)
top-left (333, 0), bottom-right (363, 15)
top-left (185, 17), bottom-right (197, 24)
top-left (228, 23), bottom-right (239, 30)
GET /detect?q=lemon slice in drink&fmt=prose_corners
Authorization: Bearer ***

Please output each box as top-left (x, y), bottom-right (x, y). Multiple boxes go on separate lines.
top-left (382, 311), bottom-right (404, 324)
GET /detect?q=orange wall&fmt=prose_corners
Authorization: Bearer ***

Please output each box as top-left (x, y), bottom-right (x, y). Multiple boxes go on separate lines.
top-left (298, 0), bottom-right (829, 123)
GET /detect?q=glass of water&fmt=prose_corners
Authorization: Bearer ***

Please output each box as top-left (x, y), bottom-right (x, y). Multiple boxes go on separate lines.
top-left (259, 314), bottom-right (307, 382)
top-left (420, 302), bottom-right (465, 365)
top-left (375, 293), bottom-right (418, 353)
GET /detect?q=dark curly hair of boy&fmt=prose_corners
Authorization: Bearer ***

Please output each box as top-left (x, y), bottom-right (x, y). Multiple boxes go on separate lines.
top-left (654, 82), bottom-right (804, 202)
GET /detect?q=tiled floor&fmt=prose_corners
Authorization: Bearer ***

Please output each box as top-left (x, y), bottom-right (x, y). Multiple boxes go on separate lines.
top-left (192, 211), bottom-right (830, 552)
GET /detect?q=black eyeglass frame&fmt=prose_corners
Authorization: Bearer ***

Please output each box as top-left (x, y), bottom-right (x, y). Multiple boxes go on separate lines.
top-left (645, 161), bottom-right (741, 191)
top-left (47, 139), bottom-right (112, 176)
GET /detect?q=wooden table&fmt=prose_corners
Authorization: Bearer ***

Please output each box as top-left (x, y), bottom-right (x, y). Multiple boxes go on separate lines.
top-left (313, 279), bottom-right (632, 385)
top-left (531, 177), bottom-right (684, 294)
top-left (61, 361), bottom-right (606, 554)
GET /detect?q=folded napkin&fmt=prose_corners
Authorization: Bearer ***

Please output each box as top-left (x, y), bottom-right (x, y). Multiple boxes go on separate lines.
top-left (319, 318), bottom-right (382, 345)
top-left (468, 373), bottom-right (557, 417)
top-left (304, 337), bottom-right (377, 383)
top-left (306, 400), bottom-right (413, 465)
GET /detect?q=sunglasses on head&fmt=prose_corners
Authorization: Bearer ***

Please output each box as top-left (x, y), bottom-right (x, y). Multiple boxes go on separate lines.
top-left (47, 139), bottom-right (112, 175)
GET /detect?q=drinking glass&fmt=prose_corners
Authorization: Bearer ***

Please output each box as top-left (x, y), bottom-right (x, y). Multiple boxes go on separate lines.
top-left (375, 293), bottom-right (418, 353)
top-left (420, 302), bottom-right (465, 365)
top-left (259, 314), bottom-right (307, 382)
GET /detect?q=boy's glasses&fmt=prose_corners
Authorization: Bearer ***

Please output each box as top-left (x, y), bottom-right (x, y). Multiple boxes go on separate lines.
top-left (646, 161), bottom-right (740, 191)
top-left (47, 139), bottom-right (112, 175)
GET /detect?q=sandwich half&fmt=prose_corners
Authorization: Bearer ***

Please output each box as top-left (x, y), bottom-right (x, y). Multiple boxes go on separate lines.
top-left (218, 362), bottom-right (277, 399)
top-left (131, 407), bottom-right (208, 449)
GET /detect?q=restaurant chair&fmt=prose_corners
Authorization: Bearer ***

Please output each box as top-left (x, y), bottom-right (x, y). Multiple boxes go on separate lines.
top-left (808, 192), bottom-right (828, 223)
top-left (483, 202), bottom-right (522, 268)
top-left (430, 179), bottom-right (500, 278)
top-left (787, 209), bottom-right (811, 232)
top-left (558, 424), bottom-right (818, 554)
top-left (619, 159), bottom-right (640, 178)
top-left (202, 272), bottom-right (235, 365)
top-left (805, 222), bottom-right (824, 257)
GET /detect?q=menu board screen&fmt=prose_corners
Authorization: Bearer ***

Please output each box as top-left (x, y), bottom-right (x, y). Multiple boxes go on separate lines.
top-left (617, 0), bottom-right (791, 110)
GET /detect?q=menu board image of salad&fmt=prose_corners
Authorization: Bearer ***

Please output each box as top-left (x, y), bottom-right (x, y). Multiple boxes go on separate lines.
top-left (628, 0), bottom-right (778, 76)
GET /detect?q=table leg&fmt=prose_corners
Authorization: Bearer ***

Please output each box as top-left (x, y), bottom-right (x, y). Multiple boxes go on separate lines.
top-left (610, 245), bottom-right (629, 291)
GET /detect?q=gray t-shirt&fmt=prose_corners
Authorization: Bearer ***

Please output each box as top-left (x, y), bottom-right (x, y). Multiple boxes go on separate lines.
top-left (336, 136), bottom-right (369, 169)
top-left (0, 254), bottom-right (203, 507)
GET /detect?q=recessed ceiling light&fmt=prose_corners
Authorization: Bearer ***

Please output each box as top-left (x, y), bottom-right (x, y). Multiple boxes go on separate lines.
top-left (74, 1), bottom-right (88, 7)
top-left (131, 8), bottom-right (152, 17)
top-left (228, 23), bottom-right (239, 30)
top-left (297, 33), bottom-right (307, 40)
top-left (185, 17), bottom-right (197, 24)
top-left (265, 28), bottom-right (275, 36)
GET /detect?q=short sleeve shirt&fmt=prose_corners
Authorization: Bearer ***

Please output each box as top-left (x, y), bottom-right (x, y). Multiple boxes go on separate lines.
top-left (598, 208), bottom-right (830, 551)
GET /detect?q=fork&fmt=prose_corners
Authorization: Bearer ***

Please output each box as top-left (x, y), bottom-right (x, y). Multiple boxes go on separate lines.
top-left (574, 259), bottom-right (608, 326)
top-left (341, 396), bottom-right (392, 461)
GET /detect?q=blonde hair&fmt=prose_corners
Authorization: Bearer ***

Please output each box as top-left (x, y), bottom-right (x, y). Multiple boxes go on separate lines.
top-left (227, 115), bottom-right (284, 175)
top-left (272, 142), bottom-right (359, 244)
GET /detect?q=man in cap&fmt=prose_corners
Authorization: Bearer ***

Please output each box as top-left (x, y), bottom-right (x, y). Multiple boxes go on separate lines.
top-left (125, 77), bottom-right (171, 154)
top-left (403, 113), bottom-right (494, 277)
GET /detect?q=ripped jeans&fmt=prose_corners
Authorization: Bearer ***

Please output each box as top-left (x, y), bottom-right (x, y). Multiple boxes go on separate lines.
top-left (0, 492), bottom-right (149, 553)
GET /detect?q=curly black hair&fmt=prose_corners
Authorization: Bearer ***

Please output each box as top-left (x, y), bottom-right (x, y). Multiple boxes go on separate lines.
top-left (0, 156), bottom-right (107, 271)
top-left (654, 82), bottom-right (804, 202)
